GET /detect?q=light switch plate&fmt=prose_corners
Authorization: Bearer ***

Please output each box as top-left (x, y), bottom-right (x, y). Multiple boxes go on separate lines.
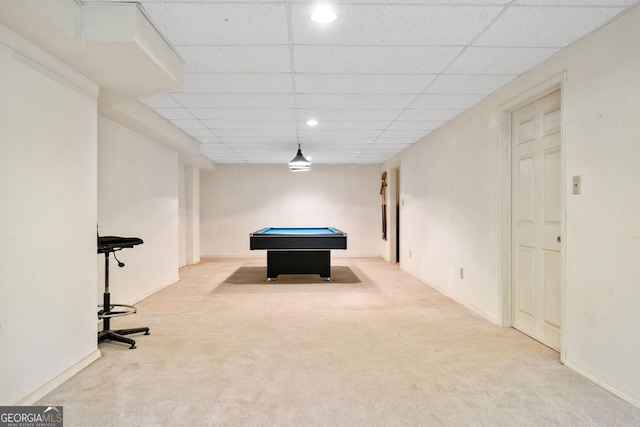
top-left (573, 176), bottom-right (581, 194)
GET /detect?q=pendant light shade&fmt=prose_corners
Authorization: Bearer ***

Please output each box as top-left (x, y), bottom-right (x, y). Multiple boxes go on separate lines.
top-left (288, 144), bottom-right (311, 172)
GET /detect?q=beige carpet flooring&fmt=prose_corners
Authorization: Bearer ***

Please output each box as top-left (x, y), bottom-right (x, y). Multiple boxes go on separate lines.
top-left (38, 257), bottom-right (640, 426)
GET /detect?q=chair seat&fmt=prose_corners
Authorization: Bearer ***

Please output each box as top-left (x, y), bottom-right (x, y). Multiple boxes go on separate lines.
top-left (98, 236), bottom-right (143, 253)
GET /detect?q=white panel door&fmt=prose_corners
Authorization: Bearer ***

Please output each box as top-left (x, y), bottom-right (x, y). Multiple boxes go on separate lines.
top-left (512, 90), bottom-right (562, 351)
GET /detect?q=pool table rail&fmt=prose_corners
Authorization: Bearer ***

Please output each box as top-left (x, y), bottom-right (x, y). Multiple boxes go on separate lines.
top-left (249, 227), bottom-right (347, 251)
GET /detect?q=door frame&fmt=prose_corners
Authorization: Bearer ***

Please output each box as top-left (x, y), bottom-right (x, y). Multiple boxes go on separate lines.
top-left (387, 163), bottom-right (401, 264)
top-left (498, 72), bottom-right (567, 359)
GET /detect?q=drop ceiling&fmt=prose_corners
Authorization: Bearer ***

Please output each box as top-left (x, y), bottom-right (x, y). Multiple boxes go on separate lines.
top-left (91, 0), bottom-right (638, 165)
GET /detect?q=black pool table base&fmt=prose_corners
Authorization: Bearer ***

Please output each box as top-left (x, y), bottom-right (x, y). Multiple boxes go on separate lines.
top-left (267, 250), bottom-right (332, 280)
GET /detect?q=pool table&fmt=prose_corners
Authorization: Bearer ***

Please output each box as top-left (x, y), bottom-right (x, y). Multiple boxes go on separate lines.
top-left (249, 227), bottom-right (347, 279)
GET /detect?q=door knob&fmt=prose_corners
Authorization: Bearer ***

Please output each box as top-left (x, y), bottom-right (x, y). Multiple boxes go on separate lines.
top-left (557, 236), bottom-right (561, 243)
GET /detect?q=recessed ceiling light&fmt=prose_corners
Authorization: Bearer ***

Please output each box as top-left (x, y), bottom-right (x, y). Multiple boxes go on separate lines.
top-left (306, 119), bottom-right (319, 126)
top-left (310, 5), bottom-right (337, 24)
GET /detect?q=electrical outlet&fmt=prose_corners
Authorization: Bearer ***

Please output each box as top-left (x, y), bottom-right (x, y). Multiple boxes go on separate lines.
top-left (460, 268), bottom-right (464, 279)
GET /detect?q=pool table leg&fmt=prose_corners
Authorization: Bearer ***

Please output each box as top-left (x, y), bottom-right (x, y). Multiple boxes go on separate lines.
top-left (267, 250), bottom-right (331, 279)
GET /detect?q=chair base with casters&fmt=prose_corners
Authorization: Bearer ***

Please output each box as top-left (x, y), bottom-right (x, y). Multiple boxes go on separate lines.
top-left (97, 235), bottom-right (150, 349)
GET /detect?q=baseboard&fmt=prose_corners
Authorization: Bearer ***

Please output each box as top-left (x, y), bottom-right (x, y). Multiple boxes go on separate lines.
top-left (563, 359), bottom-right (640, 409)
top-left (399, 265), bottom-right (501, 326)
top-left (179, 258), bottom-right (201, 268)
top-left (95, 276), bottom-right (180, 333)
top-left (128, 276), bottom-right (180, 305)
top-left (16, 349), bottom-right (101, 406)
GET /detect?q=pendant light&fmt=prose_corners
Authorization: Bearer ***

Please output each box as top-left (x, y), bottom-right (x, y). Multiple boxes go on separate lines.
top-left (288, 144), bottom-right (311, 172)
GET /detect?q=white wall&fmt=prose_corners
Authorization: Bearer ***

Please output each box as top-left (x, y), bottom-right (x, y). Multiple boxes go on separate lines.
top-left (184, 166), bottom-right (200, 265)
top-left (200, 164), bottom-right (381, 257)
top-left (179, 165), bottom-right (187, 266)
top-left (559, 7), bottom-right (640, 405)
top-left (97, 116), bottom-right (180, 305)
top-left (389, 116), bottom-right (501, 320)
top-left (383, 5), bottom-right (640, 406)
top-left (0, 31), bottom-right (99, 404)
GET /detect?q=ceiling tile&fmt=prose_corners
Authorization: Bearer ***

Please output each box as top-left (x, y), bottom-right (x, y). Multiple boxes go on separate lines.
top-left (202, 120), bottom-right (296, 130)
top-left (297, 109), bottom-right (402, 121)
top-left (219, 137), bottom-right (298, 144)
top-left (172, 93), bottom-right (295, 109)
top-left (142, 3), bottom-right (289, 45)
top-left (446, 47), bottom-right (560, 74)
top-left (379, 129), bottom-right (432, 138)
top-left (193, 136), bottom-right (222, 143)
top-left (294, 46), bottom-right (463, 74)
top-left (140, 0), bottom-right (280, 2)
top-left (234, 149), bottom-right (285, 156)
top-left (298, 120), bottom-right (391, 130)
top-left (411, 94), bottom-right (486, 109)
top-left (215, 129), bottom-right (297, 137)
top-left (514, 0), bottom-right (636, 5)
top-left (388, 120), bottom-right (445, 130)
top-left (183, 74), bottom-right (293, 94)
top-left (474, 6), bottom-right (625, 47)
top-left (292, 0), bottom-right (511, 3)
top-left (295, 74), bottom-right (435, 94)
top-left (358, 150), bottom-right (402, 156)
top-left (224, 143), bottom-right (293, 150)
top-left (397, 109), bottom-right (464, 121)
top-left (298, 129), bottom-right (382, 138)
top-left (189, 108), bottom-right (296, 120)
top-left (296, 94), bottom-right (415, 109)
top-left (367, 142), bottom-right (413, 150)
top-left (177, 46), bottom-right (291, 73)
top-left (374, 137), bottom-right (421, 145)
top-left (304, 143), bottom-right (371, 151)
top-left (362, 153), bottom-right (405, 160)
top-left (298, 136), bottom-right (376, 144)
top-left (427, 74), bottom-right (517, 94)
top-left (291, 4), bottom-right (505, 46)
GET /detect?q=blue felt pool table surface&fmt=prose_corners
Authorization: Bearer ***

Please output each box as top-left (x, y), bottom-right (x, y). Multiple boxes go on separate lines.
top-left (249, 227), bottom-right (347, 251)
top-left (255, 227), bottom-right (341, 235)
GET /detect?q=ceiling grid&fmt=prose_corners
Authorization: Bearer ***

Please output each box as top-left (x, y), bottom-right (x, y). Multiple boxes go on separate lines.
top-left (87, 0), bottom-right (638, 164)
